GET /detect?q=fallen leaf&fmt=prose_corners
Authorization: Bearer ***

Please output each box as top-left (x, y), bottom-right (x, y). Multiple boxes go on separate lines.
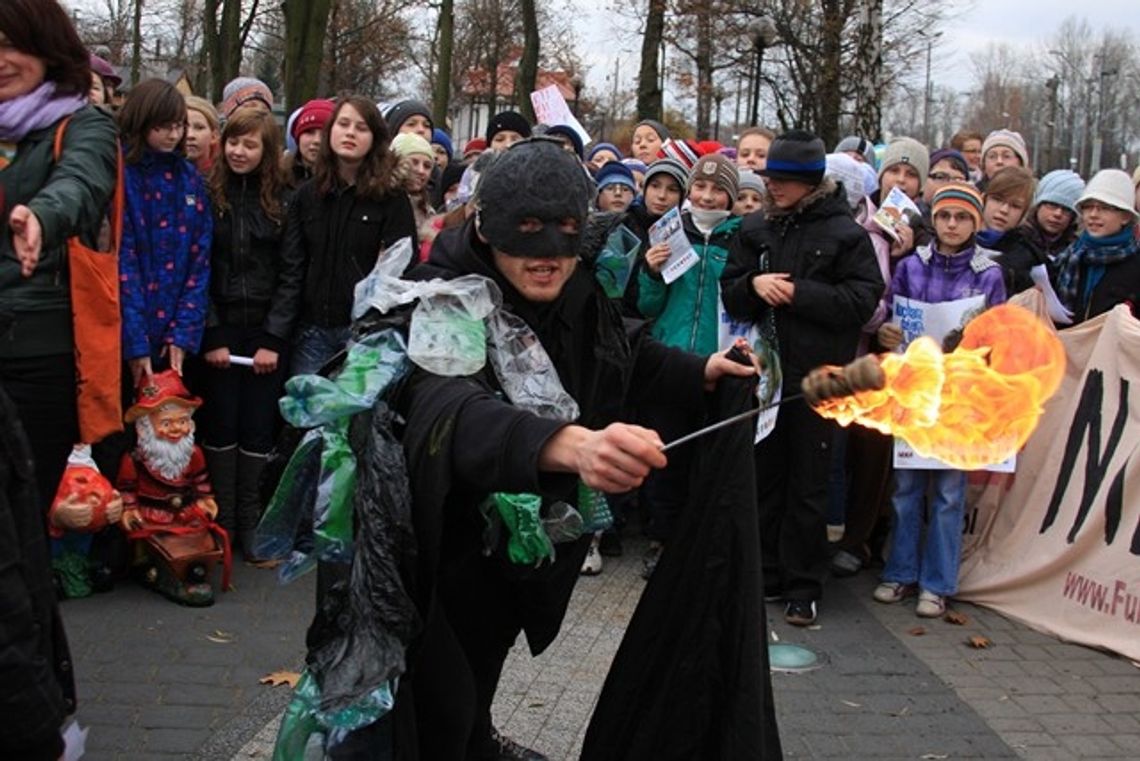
top-left (888, 705), bottom-right (910, 717)
top-left (840, 700), bottom-right (862, 708)
top-left (527, 702), bottom-right (545, 708)
top-left (249, 558), bottom-right (283, 570)
top-left (920, 755), bottom-right (949, 760)
top-left (206, 629), bottom-right (234, 644)
top-left (259, 670), bottom-right (301, 688)
top-left (907, 626), bottom-right (926, 636)
top-left (967, 635), bottom-right (992, 649)
top-left (943, 610), bottom-right (969, 626)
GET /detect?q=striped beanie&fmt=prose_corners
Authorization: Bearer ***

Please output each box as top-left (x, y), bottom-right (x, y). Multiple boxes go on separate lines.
top-left (657, 138), bottom-right (703, 170)
top-left (221, 77), bottom-right (273, 119)
top-left (644, 157), bottom-right (690, 192)
top-left (981, 129), bottom-right (1029, 168)
top-left (760, 129), bottom-right (826, 185)
top-left (688, 153), bottom-right (740, 206)
top-left (932, 181), bottom-right (984, 230)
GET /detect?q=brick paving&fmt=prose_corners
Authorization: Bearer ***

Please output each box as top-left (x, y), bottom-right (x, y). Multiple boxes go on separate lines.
top-left (62, 539), bottom-right (1140, 760)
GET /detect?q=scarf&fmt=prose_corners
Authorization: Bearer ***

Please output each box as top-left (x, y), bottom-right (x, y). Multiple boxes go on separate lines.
top-left (1053, 227), bottom-right (1138, 314)
top-left (0, 81), bottom-right (87, 144)
top-left (975, 228), bottom-right (1005, 249)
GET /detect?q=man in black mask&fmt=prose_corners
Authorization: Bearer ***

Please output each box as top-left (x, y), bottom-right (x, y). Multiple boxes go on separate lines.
top-left (384, 137), bottom-right (754, 761)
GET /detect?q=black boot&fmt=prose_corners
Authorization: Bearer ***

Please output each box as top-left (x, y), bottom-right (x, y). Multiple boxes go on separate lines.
top-left (237, 449), bottom-right (270, 560)
top-left (203, 444), bottom-right (238, 537)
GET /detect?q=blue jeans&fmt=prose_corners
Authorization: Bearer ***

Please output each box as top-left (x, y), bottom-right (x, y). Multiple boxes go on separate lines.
top-left (291, 324), bottom-right (352, 376)
top-left (882, 468), bottom-right (967, 596)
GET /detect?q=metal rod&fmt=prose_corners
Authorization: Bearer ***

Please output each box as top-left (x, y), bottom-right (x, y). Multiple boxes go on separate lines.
top-left (660, 393), bottom-right (805, 452)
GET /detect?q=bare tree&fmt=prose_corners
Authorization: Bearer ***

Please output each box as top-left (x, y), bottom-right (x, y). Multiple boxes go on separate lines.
top-left (637, 0), bottom-right (666, 120)
top-left (284, 0), bottom-right (334, 109)
top-left (432, 0), bottom-right (455, 125)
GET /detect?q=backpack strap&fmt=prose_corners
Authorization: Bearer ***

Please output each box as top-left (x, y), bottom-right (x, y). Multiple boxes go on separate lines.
top-left (53, 114), bottom-right (125, 256)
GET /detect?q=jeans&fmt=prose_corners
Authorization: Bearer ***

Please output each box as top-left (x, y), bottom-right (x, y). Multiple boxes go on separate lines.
top-left (882, 468), bottom-right (967, 596)
top-left (291, 323), bottom-right (352, 377)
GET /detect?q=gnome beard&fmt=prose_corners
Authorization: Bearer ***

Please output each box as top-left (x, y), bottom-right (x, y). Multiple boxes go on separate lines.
top-left (137, 414), bottom-right (197, 482)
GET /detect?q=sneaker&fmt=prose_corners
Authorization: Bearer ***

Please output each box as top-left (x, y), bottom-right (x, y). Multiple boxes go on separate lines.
top-left (873, 581), bottom-right (917, 604)
top-left (785, 599), bottom-right (818, 626)
top-left (640, 542), bottom-right (662, 580)
top-left (491, 727), bottom-right (549, 761)
top-left (580, 538), bottom-right (603, 576)
top-left (829, 549), bottom-right (863, 578)
top-left (916, 589), bottom-right (946, 618)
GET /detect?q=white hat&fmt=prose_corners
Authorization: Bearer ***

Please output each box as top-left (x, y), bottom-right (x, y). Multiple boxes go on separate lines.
top-left (1077, 169), bottom-right (1138, 219)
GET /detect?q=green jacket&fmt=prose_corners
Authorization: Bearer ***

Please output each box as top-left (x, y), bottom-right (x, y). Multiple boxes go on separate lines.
top-left (0, 106), bottom-right (118, 358)
top-left (637, 211), bottom-right (741, 354)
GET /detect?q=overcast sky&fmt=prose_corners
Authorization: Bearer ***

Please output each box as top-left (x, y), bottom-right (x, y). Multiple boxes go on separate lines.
top-left (576, 1), bottom-right (1140, 100)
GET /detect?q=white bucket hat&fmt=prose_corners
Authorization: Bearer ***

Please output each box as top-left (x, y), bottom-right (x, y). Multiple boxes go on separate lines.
top-left (1077, 169), bottom-right (1138, 219)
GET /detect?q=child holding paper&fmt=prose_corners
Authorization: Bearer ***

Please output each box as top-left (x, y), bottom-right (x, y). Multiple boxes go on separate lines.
top-left (873, 182), bottom-right (1006, 617)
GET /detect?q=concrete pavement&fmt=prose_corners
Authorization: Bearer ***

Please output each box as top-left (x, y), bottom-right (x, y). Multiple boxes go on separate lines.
top-left (62, 540), bottom-right (1140, 760)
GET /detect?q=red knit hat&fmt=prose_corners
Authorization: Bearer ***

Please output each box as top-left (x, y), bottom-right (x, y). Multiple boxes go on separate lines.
top-left (125, 370), bottom-right (202, 423)
top-left (463, 137), bottom-right (488, 159)
top-left (291, 99), bottom-right (336, 143)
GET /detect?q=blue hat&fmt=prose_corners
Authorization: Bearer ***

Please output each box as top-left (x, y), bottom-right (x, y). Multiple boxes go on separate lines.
top-left (1034, 169), bottom-right (1086, 215)
top-left (544, 124), bottom-right (584, 160)
top-left (431, 128), bottom-right (453, 161)
top-left (595, 161), bottom-right (636, 194)
top-left (622, 158), bottom-right (648, 175)
top-left (588, 142), bottom-right (623, 162)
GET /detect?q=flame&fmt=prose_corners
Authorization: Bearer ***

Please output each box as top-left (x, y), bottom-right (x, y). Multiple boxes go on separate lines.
top-left (813, 304), bottom-right (1066, 469)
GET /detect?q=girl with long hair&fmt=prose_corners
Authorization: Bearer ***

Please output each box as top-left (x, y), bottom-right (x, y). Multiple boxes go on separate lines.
top-left (199, 109), bottom-right (303, 558)
top-left (184, 94), bottom-right (221, 176)
top-left (284, 94), bottom-right (416, 375)
top-left (117, 78), bottom-right (212, 382)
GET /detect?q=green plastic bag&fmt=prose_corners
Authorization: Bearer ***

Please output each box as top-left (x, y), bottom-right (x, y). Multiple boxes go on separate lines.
top-left (490, 492), bottom-right (554, 565)
top-left (578, 481), bottom-right (613, 533)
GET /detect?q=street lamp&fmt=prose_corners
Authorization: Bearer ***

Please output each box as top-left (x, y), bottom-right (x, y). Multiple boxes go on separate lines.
top-left (749, 16), bottom-right (777, 127)
top-left (713, 86), bottom-right (725, 142)
top-left (1091, 65), bottom-right (1118, 173)
top-left (918, 30), bottom-right (942, 146)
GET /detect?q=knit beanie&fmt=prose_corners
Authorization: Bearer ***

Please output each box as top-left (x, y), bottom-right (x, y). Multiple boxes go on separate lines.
top-left (291, 98), bottom-right (336, 142)
top-left (384, 99), bottom-right (432, 133)
top-left (622, 158), bottom-right (648, 175)
top-left (643, 157), bottom-right (689, 192)
top-left (1077, 169), bottom-right (1139, 219)
top-left (595, 161), bottom-right (637, 194)
top-left (657, 138), bottom-right (703, 170)
top-left (221, 77), bottom-right (273, 119)
top-left (761, 129), bottom-right (827, 185)
top-left (588, 142), bottom-right (623, 162)
top-left (543, 124), bottom-right (584, 160)
top-left (431, 128), bottom-right (454, 161)
top-left (931, 181), bottom-right (985, 231)
top-left (928, 148), bottom-right (969, 180)
top-left (878, 137), bottom-right (930, 191)
top-left (834, 135), bottom-right (876, 166)
top-left (463, 137), bottom-right (488, 159)
top-left (688, 153), bottom-right (740, 206)
top-left (738, 170), bottom-right (765, 196)
top-left (1033, 169), bottom-right (1085, 215)
top-left (825, 152), bottom-right (869, 210)
top-left (390, 132), bottom-right (434, 160)
top-left (485, 111), bottom-right (532, 143)
top-left (981, 129), bottom-right (1029, 168)
top-left (635, 119), bottom-right (670, 140)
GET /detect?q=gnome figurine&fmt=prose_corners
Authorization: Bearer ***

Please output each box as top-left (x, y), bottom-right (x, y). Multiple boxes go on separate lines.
top-left (116, 370), bottom-right (230, 605)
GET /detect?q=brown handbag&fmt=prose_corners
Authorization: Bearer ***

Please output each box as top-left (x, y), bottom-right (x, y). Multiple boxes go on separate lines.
top-left (53, 116), bottom-right (125, 443)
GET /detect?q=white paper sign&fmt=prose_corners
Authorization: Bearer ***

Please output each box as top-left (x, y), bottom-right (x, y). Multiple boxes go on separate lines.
top-left (891, 295), bottom-right (1015, 472)
top-left (529, 85), bottom-right (591, 146)
top-left (718, 304), bottom-right (780, 444)
top-left (1029, 264), bottom-right (1074, 325)
top-left (648, 207), bottom-right (699, 284)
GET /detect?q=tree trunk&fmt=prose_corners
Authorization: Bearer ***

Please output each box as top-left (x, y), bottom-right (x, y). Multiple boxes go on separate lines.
top-left (284, 0), bottom-right (334, 110)
top-left (432, 0), bottom-right (454, 127)
top-left (852, 0), bottom-right (883, 141)
top-left (202, 0), bottom-right (219, 96)
top-left (637, 0), bottom-right (665, 121)
top-left (130, 0), bottom-right (144, 87)
top-left (517, 0), bottom-right (538, 122)
top-left (694, 3), bottom-right (713, 138)
top-left (816, 0), bottom-right (845, 148)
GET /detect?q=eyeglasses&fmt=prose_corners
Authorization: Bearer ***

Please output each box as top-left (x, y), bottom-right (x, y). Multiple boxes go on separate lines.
top-left (929, 172), bottom-right (966, 183)
top-left (152, 121), bottom-right (187, 134)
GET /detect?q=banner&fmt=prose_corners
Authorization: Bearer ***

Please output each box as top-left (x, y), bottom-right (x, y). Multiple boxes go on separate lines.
top-left (958, 298), bottom-right (1140, 661)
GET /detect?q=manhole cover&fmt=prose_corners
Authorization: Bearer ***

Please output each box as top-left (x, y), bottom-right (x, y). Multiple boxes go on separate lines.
top-left (769, 643), bottom-right (826, 673)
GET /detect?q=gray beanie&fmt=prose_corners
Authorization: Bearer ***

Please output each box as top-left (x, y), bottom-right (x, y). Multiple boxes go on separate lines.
top-left (644, 157), bottom-right (689, 192)
top-left (878, 137), bottom-right (930, 191)
top-left (738, 170), bottom-right (765, 196)
top-left (835, 135), bottom-right (876, 167)
top-left (1033, 170), bottom-right (1085, 215)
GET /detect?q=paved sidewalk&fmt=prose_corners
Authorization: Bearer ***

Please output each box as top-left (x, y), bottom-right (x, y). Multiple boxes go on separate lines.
top-left (65, 540), bottom-right (1140, 759)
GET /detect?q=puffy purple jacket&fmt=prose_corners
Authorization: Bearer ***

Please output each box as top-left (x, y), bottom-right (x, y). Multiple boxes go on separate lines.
top-left (889, 243), bottom-right (1006, 308)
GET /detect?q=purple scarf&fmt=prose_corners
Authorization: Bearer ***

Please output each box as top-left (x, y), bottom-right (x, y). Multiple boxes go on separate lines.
top-left (0, 81), bottom-right (88, 143)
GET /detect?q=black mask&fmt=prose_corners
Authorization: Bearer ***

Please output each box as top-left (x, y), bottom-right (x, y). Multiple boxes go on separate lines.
top-left (475, 137), bottom-right (590, 258)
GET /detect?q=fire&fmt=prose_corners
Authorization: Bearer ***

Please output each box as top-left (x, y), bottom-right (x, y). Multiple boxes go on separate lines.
top-left (813, 304), bottom-right (1066, 469)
